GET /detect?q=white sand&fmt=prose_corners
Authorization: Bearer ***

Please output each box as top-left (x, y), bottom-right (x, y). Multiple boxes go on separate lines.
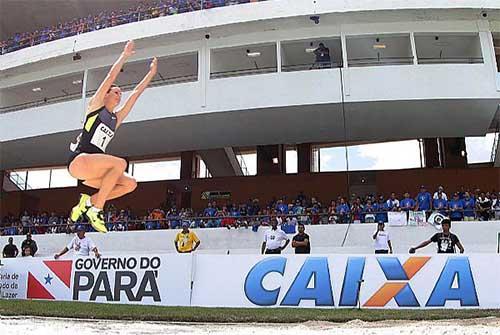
top-left (1, 316), bottom-right (500, 335)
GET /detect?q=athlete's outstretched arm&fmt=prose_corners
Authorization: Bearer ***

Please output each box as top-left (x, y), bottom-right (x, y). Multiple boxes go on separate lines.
top-left (115, 57), bottom-right (157, 128)
top-left (88, 40), bottom-right (135, 112)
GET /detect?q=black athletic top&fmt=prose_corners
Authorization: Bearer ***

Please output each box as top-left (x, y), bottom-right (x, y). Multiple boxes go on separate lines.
top-left (70, 106), bottom-right (117, 155)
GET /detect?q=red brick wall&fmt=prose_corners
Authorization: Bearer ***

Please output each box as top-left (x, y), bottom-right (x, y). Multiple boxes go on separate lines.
top-left (2, 167), bottom-right (499, 217)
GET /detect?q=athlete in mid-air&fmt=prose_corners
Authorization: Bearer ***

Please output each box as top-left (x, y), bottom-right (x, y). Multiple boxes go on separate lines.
top-left (67, 40), bottom-right (157, 233)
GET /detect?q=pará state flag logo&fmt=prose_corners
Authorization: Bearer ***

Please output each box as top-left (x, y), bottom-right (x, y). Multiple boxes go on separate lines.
top-left (27, 260), bottom-right (72, 300)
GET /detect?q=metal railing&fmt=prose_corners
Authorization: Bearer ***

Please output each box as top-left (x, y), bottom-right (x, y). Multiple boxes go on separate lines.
top-left (0, 74), bottom-right (198, 114)
top-left (0, 0), bottom-right (266, 55)
top-left (281, 61), bottom-right (343, 72)
top-left (0, 208), bottom-right (497, 235)
top-left (417, 57), bottom-right (484, 64)
top-left (210, 66), bottom-right (277, 79)
top-left (347, 56), bottom-right (414, 67)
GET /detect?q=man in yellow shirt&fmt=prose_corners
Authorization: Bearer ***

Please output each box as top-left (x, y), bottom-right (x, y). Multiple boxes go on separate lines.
top-left (174, 222), bottom-right (201, 253)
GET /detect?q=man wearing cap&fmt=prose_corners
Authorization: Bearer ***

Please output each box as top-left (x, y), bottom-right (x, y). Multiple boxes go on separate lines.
top-left (54, 225), bottom-right (100, 259)
top-left (174, 222), bottom-right (200, 253)
top-left (409, 218), bottom-right (464, 254)
top-left (372, 221), bottom-right (393, 254)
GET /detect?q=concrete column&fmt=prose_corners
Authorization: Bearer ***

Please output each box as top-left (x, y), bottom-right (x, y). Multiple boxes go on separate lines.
top-left (180, 151), bottom-right (194, 209)
top-left (0, 170), bottom-right (4, 219)
top-left (297, 143), bottom-right (311, 173)
top-left (423, 138), bottom-right (440, 168)
top-left (257, 145), bottom-right (286, 175)
top-left (442, 137), bottom-right (467, 168)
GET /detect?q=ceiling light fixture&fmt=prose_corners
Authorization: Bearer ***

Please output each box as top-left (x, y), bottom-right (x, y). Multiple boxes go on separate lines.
top-left (272, 157), bottom-right (279, 164)
top-left (246, 49), bottom-right (261, 58)
top-left (32, 87), bottom-right (42, 92)
top-left (305, 48), bottom-right (316, 53)
top-left (373, 44), bottom-right (387, 49)
top-left (72, 80), bottom-right (82, 85)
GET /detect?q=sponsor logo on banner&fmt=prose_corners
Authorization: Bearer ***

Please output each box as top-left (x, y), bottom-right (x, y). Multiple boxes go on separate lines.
top-left (27, 260), bottom-right (72, 300)
top-left (73, 256), bottom-right (162, 302)
top-left (244, 256), bottom-right (479, 307)
top-left (25, 257), bottom-right (163, 303)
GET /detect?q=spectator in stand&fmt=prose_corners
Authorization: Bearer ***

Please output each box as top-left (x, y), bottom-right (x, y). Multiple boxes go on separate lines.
top-left (375, 195), bottom-right (388, 223)
top-left (433, 192), bottom-right (448, 216)
top-left (292, 223), bottom-right (310, 254)
top-left (409, 218), bottom-right (464, 254)
top-left (363, 199), bottom-right (376, 223)
top-left (54, 225), bottom-right (100, 258)
top-left (476, 192), bottom-right (491, 221)
top-left (2, 237), bottom-right (19, 258)
top-left (373, 221), bottom-right (392, 254)
top-left (21, 211), bottom-right (33, 235)
top-left (492, 192), bottom-right (500, 220)
top-left (462, 192), bottom-right (476, 221)
top-left (433, 185), bottom-right (448, 201)
top-left (385, 193), bottom-right (400, 211)
top-left (400, 192), bottom-right (416, 213)
top-left (174, 222), bottom-right (200, 253)
top-left (416, 185), bottom-right (432, 215)
top-left (336, 198), bottom-right (350, 224)
top-left (48, 212), bottom-right (60, 234)
top-left (276, 199), bottom-right (289, 215)
top-left (351, 201), bottom-right (363, 223)
top-left (203, 202), bottom-right (217, 228)
top-left (327, 200), bottom-right (337, 224)
top-left (448, 193), bottom-right (464, 221)
top-left (261, 218), bottom-right (290, 254)
top-left (313, 43), bottom-right (331, 68)
top-left (21, 233), bottom-right (38, 257)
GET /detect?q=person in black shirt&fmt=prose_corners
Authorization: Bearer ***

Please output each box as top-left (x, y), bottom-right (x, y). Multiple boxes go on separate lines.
top-left (2, 237), bottom-right (19, 258)
top-left (21, 233), bottom-right (38, 257)
top-left (409, 219), bottom-right (464, 254)
top-left (292, 223), bottom-right (311, 254)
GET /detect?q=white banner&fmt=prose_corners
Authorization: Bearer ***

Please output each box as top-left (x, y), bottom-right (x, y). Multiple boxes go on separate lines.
top-left (192, 254), bottom-right (500, 309)
top-left (3, 254), bottom-right (500, 309)
top-left (408, 211), bottom-right (427, 226)
top-left (387, 212), bottom-right (407, 226)
top-left (0, 254), bottom-right (192, 306)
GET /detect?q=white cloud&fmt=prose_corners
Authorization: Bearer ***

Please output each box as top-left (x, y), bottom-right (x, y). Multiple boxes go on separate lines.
top-left (466, 134), bottom-right (495, 164)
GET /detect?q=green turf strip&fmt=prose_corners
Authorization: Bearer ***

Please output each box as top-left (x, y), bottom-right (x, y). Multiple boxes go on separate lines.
top-left (0, 300), bottom-right (499, 323)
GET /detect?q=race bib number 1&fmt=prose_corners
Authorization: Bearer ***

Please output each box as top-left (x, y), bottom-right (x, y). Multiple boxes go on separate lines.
top-left (90, 123), bottom-right (114, 152)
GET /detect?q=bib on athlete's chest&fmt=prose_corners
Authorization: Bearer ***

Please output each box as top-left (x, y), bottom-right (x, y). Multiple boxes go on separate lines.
top-left (90, 123), bottom-right (115, 152)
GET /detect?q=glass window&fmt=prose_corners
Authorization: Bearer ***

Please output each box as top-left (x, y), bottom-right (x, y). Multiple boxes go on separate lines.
top-left (50, 168), bottom-right (78, 188)
top-left (130, 159), bottom-right (181, 182)
top-left (26, 169), bottom-right (51, 190)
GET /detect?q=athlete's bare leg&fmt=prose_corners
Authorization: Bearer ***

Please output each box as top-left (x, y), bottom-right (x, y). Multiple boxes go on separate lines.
top-left (83, 174), bottom-right (137, 201)
top-left (69, 153), bottom-right (131, 209)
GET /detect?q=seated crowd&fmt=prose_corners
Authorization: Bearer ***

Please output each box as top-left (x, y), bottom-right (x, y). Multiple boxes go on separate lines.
top-left (0, 0), bottom-right (260, 55)
top-left (0, 185), bottom-right (498, 236)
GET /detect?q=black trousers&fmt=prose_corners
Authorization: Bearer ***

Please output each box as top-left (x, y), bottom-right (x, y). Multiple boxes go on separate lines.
top-left (375, 249), bottom-right (389, 254)
top-left (265, 249), bottom-right (281, 254)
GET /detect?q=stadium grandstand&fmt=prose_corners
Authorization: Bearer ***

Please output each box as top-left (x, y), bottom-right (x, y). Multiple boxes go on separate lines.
top-left (2, 0), bottom-right (500, 330)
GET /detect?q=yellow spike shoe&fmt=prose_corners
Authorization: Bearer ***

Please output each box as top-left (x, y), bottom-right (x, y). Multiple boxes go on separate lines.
top-left (70, 194), bottom-right (90, 222)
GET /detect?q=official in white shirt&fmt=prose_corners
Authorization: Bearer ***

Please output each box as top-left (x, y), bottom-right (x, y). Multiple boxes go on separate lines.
top-left (433, 186), bottom-right (448, 201)
top-left (372, 221), bottom-right (393, 254)
top-left (261, 219), bottom-right (290, 254)
top-left (54, 225), bottom-right (100, 259)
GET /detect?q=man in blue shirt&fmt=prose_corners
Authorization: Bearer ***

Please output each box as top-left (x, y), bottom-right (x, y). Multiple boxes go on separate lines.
top-left (416, 185), bottom-right (432, 214)
top-left (448, 193), bottom-right (464, 221)
top-left (375, 195), bottom-right (387, 223)
top-left (462, 192), bottom-right (476, 221)
top-left (400, 192), bottom-right (416, 212)
top-left (335, 198), bottom-right (350, 224)
top-left (276, 199), bottom-right (289, 215)
top-left (433, 193), bottom-right (448, 216)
